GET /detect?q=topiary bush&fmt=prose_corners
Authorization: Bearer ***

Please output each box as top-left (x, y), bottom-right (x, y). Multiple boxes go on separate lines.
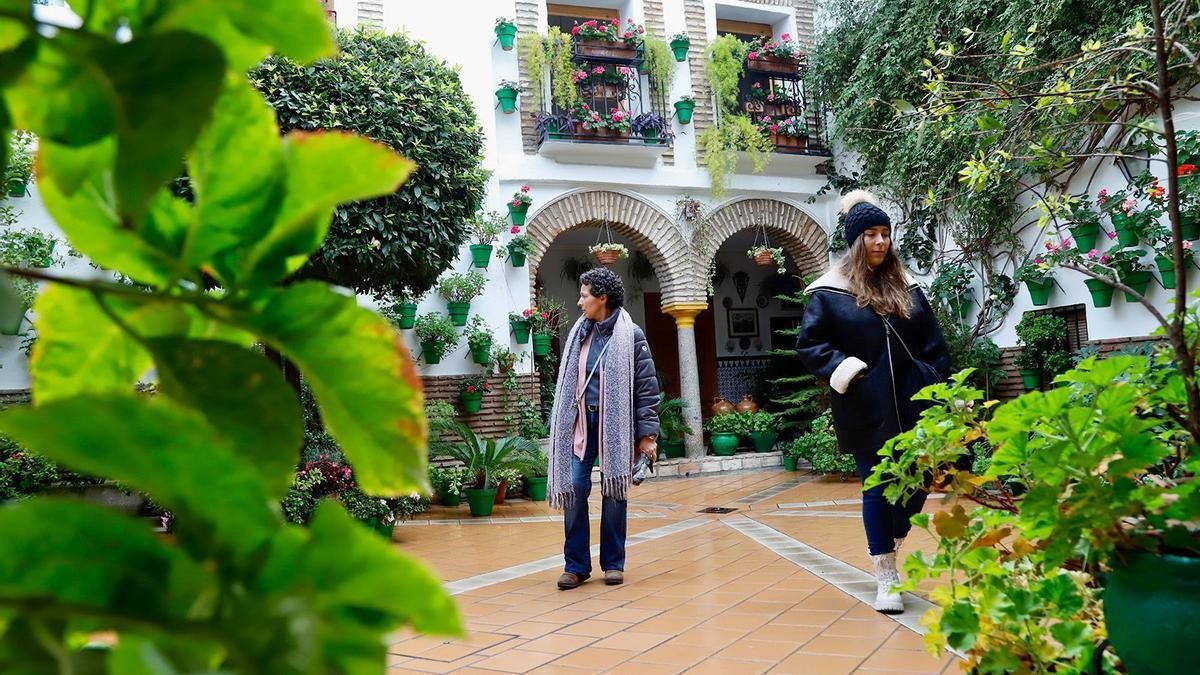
top-left (250, 28), bottom-right (487, 298)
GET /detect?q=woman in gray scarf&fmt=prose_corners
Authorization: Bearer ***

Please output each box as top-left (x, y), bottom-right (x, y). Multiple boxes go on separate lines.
top-left (548, 268), bottom-right (660, 589)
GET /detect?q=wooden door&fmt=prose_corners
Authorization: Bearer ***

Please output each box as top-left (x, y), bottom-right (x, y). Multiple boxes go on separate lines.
top-left (642, 294), bottom-right (717, 415)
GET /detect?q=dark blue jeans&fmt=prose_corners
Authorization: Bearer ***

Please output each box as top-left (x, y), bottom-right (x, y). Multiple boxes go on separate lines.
top-left (855, 453), bottom-right (928, 556)
top-left (563, 411), bottom-right (627, 576)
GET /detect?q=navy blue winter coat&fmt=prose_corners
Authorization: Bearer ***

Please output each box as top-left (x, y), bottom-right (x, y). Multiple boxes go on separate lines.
top-left (795, 269), bottom-right (953, 460)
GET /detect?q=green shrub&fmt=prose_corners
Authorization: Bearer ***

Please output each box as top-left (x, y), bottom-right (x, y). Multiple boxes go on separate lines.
top-left (437, 270), bottom-right (486, 304)
top-left (414, 313), bottom-right (460, 361)
top-left (704, 413), bottom-right (740, 434)
top-left (790, 412), bottom-right (856, 477)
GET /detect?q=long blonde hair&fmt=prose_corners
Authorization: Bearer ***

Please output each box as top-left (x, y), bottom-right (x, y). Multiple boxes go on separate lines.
top-left (839, 235), bottom-right (913, 318)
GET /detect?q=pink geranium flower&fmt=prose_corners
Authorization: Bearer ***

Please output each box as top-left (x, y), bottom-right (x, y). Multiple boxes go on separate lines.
top-left (520, 184), bottom-right (530, 193)
top-left (748, 51), bottom-right (759, 60)
top-left (510, 226), bottom-right (521, 234)
top-left (769, 124), bottom-right (779, 133)
top-left (1107, 231), bottom-right (1118, 240)
top-left (781, 33), bottom-right (792, 41)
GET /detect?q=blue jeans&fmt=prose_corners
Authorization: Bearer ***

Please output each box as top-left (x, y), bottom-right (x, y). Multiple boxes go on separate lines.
top-left (855, 454), bottom-right (928, 556)
top-left (563, 411), bottom-right (627, 575)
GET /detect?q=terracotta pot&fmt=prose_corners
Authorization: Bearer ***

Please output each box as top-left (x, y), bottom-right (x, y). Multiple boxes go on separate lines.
top-left (594, 249), bottom-right (621, 265)
top-left (735, 395), bottom-right (759, 414)
top-left (576, 39), bottom-right (637, 60)
top-left (754, 251), bottom-right (774, 266)
top-left (770, 132), bottom-right (807, 151)
top-left (746, 54), bottom-right (801, 75)
top-left (711, 397), bottom-right (734, 416)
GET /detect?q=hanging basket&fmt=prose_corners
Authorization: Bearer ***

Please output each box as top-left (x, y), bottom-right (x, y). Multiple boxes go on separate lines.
top-left (753, 251), bottom-right (774, 267)
top-left (594, 249), bottom-right (621, 265)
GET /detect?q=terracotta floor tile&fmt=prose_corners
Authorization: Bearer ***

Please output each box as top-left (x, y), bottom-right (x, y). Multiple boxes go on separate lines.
top-left (560, 620), bottom-right (634, 638)
top-left (536, 608), bottom-right (600, 625)
top-left (822, 619), bottom-right (898, 640)
top-left (402, 654), bottom-right (483, 673)
top-left (751, 623), bottom-right (822, 645)
top-left (771, 653), bottom-right (864, 675)
top-left (881, 629), bottom-right (929, 652)
top-left (479, 638), bottom-right (529, 656)
top-left (503, 621), bottom-right (568, 638)
top-left (595, 607), bottom-right (664, 623)
top-left (793, 594), bottom-right (859, 612)
top-left (716, 638), bottom-right (800, 662)
top-left (730, 600), bottom-right (794, 616)
top-left (625, 595), bottom-right (684, 610)
top-left (800, 635), bottom-right (887, 657)
top-left (471, 649), bottom-right (562, 673)
top-left (387, 654), bottom-right (413, 667)
top-left (551, 647), bottom-right (638, 670)
top-left (855, 648), bottom-right (952, 673)
top-left (418, 643), bottom-right (482, 662)
top-left (528, 666), bottom-right (595, 675)
top-left (521, 633), bottom-right (600, 655)
top-left (609, 660), bottom-right (685, 674)
top-left (701, 611), bottom-right (772, 632)
top-left (671, 626), bottom-right (748, 648)
top-left (688, 657), bottom-right (772, 674)
top-left (637, 639), bottom-right (718, 668)
top-left (569, 598), bottom-right (629, 613)
top-left (773, 608), bottom-right (846, 627)
top-left (591, 632), bottom-right (673, 653)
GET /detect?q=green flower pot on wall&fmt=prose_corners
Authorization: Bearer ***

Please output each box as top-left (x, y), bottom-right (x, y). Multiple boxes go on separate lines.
top-left (1084, 278), bottom-right (1115, 308)
top-left (495, 87), bottom-right (518, 113)
top-left (396, 302), bottom-right (418, 329)
top-left (509, 203), bottom-right (529, 225)
top-left (1122, 270), bottom-right (1152, 302)
top-left (674, 99), bottom-right (695, 125)
top-left (669, 37), bottom-right (690, 61)
top-left (510, 318), bottom-right (531, 344)
top-left (460, 391), bottom-right (483, 414)
top-left (1024, 278), bottom-right (1053, 306)
top-left (470, 339), bottom-right (492, 366)
top-left (1019, 369), bottom-right (1041, 391)
top-left (469, 244), bottom-right (493, 268)
top-left (532, 333), bottom-right (552, 356)
top-left (446, 301), bottom-right (471, 326)
top-left (494, 21), bottom-right (517, 50)
top-left (1156, 255), bottom-right (1177, 289)
top-left (1069, 222), bottom-right (1100, 251)
top-left (508, 244), bottom-right (527, 267)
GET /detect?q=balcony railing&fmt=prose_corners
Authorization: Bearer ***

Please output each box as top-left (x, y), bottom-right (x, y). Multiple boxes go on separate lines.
top-left (534, 39), bottom-right (673, 150)
top-left (737, 55), bottom-right (831, 156)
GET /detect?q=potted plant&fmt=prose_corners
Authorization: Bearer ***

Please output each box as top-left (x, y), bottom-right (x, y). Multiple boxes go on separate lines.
top-left (494, 16), bottom-right (517, 50)
top-left (4, 131), bottom-right (33, 198)
top-left (339, 488), bottom-right (397, 538)
top-left (791, 412), bottom-right (855, 478)
top-left (673, 95), bottom-right (696, 126)
top-left (605, 109), bottom-right (632, 139)
top-left (508, 184), bottom-right (532, 225)
top-left (380, 288), bottom-right (424, 330)
top-left (468, 210), bottom-right (505, 268)
top-left (459, 373), bottom-right (490, 414)
top-left (1109, 247), bottom-right (1153, 301)
top-left (429, 466), bottom-right (468, 507)
top-left (570, 101), bottom-right (606, 139)
top-left (509, 309), bottom-right (533, 344)
top-left (1176, 162), bottom-right (1200, 239)
top-left (631, 112), bottom-right (670, 145)
top-left (1076, 248), bottom-right (1118, 307)
top-left (931, 262), bottom-right (975, 320)
top-left (413, 312), bottom-right (459, 365)
top-left (1146, 221), bottom-right (1195, 289)
top-left (657, 394), bottom-right (693, 459)
top-left (507, 230), bottom-right (532, 267)
top-left (747, 245), bottom-right (786, 274)
top-left (1098, 185), bottom-right (1159, 247)
top-left (570, 18), bottom-right (641, 60)
top-left (495, 78), bottom-right (522, 114)
top-left (464, 316), bottom-right (494, 366)
top-left (492, 466), bottom-right (523, 505)
top-left (704, 412), bottom-right (740, 456)
top-left (522, 446), bottom-right (549, 501)
top-left (589, 242), bottom-right (628, 265)
top-left (745, 34), bottom-right (804, 75)
top-left (782, 442), bottom-right (802, 471)
top-left (0, 229), bottom-right (50, 335)
top-left (669, 31), bottom-right (690, 61)
top-left (1014, 313), bottom-right (1068, 391)
top-left (533, 110), bottom-right (571, 141)
top-left (757, 114), bottom-right (808, 151)
top-left (742, 411), bottom-right (779, 453)
top-left (437, 269), bottom-right (486, 326)
top-left (490, 344), bottom-right (522, 375)
top-left (1065, 193), bottom-right (1103, 250)
top-left (1014, 258), bottom-right (1055, 306)
top-left (527, 298), bottom-right (564, 357)
top-left (436, 425), bottom-right (539, 517)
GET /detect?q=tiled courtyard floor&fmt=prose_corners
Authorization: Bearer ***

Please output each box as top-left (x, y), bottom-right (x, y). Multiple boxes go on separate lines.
top-left (388, 468), bottom-right (961, 674)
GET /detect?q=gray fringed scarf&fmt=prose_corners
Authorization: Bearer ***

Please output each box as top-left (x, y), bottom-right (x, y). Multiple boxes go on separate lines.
top-left (547, 308), bottom-right (636, 510)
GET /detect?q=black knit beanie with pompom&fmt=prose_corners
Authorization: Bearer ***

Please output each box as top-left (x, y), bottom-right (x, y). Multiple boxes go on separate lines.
top-left (840, 190), bottom-right (890, 247)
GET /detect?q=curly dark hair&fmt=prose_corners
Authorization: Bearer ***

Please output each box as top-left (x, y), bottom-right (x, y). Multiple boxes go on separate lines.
top-left (579, 267), bottom-right (625, 311)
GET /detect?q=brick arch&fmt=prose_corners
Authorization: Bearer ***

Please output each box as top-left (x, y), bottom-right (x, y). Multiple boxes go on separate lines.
top-left (525, 190), bottom-right (694, 305)
top-left (704, 198), bottom-right (829, 282)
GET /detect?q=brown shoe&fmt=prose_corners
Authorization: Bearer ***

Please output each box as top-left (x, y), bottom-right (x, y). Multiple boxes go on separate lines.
top-left (604, 570), bottom-right (624, 585)
top-left (557, 572), bottom-right (588, 590)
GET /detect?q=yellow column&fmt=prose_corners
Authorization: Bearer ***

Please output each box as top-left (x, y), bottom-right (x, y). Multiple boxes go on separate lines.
top-left (663, 301), bottom-right (710, 459)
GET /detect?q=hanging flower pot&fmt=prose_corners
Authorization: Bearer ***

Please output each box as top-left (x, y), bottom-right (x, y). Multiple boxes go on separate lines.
top-left (532, 333), bottom-right (553, 357)
top-left (421, 340), bottom-right (444, 365)
top-left (1084, 278), bottom-right (1115, 308)
top-left (1122, 270), bottom-right (1153, 301)
top-left (510, 318), bottom-right (531, 344)
top-left (669, 37), bottom-right (690, 61)
top-left (494, 20), bottom-right (517, 50)
top-left (674, 98), bottom-right (695, 125)
top-left (446, 301), bottom-right (471, 326)
top-left (495, 86), bottom-right (519, 114)
top-left (1069, 222), bottom-right (1100, 251)
top-left (1181, 212), bottom-right (1200, 240)
top-left (1111, 213), bottom-right (1141, 246)
top-left (508, 243), bottom-right (527, 267)
top-left (470, 338), bottom-right (492, 366)
top-left (594, 249), bottom-right (620, 265)
top-left (460, 390), bottom-right (483, 414)
top-left (1019, 368), bottom-right (1041, 391)
top-left (1156, 255), bottom-right (1178, 289)
top-left (6, 177), bottom-right (28, 198)
top-left (508, 202), bottom-right (529, 225)
top-left (1024, 278), bottom-right (1053, 306)
top-left (589, 239), bottom-right (628, 266)
top-left (753, 251), bottom-right (774, 267)
top-left (396, 302), bottom-right (418, 329)
top-left (465, 487), bottom-right (496, 517)
top-left (1104, 552), bottom-right (1200, 675)
top-left (469, 244), bottom-right (494, 269)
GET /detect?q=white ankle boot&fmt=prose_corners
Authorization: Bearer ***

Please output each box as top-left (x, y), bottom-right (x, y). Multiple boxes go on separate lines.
top-left (870, 551), bottom-right (904, 614)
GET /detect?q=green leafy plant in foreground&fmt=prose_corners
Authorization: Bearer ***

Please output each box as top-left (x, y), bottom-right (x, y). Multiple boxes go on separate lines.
top-left (0, 2), bottom-right (459, 671)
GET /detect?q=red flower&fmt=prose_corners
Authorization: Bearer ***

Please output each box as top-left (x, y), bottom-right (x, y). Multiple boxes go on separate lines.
top-left (466, 385), bottom-right (476, 394)
top-left (611, 19), bottom-right (620, 26)
top-left (624, 31), bottom-right (632, 38)
top-left (522, 308), bottom-right (532, 317)
top-left (511, 226), bottom-right (521, 234)
top-left (637, 26), bottom-right (644, 34)
top-left (769, 124), bottom-right (779, 133)
top-left (1179, 164), bottom-right (1198, 176)
top-left (748, 51), bottom-right (759, 60)
top-left (520, 184), bottom-right (530, 193)
top-left (541, 312), bottom-right (549, 320)
top-left (585, 20), bottom-right (597, 27)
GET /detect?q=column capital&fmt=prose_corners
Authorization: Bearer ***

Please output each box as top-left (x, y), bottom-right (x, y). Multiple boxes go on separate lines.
top-left (662, 301), bottom-right (710, 329)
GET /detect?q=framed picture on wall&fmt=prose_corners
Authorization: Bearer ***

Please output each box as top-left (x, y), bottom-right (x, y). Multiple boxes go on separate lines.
top-left (728, 308), bottom-right (759, 337)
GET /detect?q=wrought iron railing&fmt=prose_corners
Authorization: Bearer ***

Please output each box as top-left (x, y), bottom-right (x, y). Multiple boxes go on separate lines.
top-left (534, 40), bottom-right (674, 148)
top-left (736, 56), bottom-right (831, 156)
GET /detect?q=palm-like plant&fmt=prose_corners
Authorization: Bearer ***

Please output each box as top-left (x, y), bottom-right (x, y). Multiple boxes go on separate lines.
top-left (657, 394), bottom-right (693, 441)
top-left (436, 424), bottom-right (539, 489)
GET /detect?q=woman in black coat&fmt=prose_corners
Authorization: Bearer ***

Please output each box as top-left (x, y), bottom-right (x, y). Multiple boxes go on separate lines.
top-left (796, 190), bottom-right (952, 614)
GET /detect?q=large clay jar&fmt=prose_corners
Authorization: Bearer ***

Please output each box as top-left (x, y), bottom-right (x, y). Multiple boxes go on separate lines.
top-left (736, 394), bottom-right (759, 414)
top-left (711, 397), bottom-right (734, 416)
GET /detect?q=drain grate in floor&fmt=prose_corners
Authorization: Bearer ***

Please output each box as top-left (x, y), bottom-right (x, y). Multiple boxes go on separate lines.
top-left (698, 507), bottom-right (738, 514)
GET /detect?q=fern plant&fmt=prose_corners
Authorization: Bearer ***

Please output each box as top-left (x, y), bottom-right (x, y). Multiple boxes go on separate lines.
top-left (517, 33), bottom-right (547, 110)
top-left (707, 34), bottom-right (750, 115)
top-left (642, 35), bottom-right (676, 98)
